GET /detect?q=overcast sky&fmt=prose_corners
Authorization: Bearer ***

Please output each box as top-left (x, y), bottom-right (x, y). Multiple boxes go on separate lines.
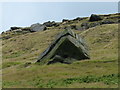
top-left (0, 2), bottom-right (118, 33)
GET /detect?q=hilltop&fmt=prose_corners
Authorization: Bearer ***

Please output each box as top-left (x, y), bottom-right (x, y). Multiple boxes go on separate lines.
top-left (2, 13), bottom-right (119, 88)
top-left (1, 13), bottom-right (119, 39)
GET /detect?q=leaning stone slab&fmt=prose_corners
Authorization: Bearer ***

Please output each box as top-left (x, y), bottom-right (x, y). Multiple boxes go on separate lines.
top-left (36, 29), bottom-right (90, 65)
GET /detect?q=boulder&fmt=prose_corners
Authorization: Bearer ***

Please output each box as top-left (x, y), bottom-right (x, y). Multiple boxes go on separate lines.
top-left (43, 21), bottom-right (59, 27)
top-left (81, 23), bottom-right (89, 29)
top-left (62, 19), bottom-right (69, 22)
top-left (10, 27), bottom-right (21, 30)
top-left (30, 23), bottom-right (46, 32)
top-left (36, 29), bottom-right (90, 65)
top-left (89, 14), bottom-right (102, 22)
top-left (70, 25), bottom-right (77, 30)
top-left (89, 22), bottom-right (100, 28)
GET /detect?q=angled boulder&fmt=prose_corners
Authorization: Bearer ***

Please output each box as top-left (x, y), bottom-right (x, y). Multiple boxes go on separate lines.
top-left (36, 29), bottom-right (90, 64)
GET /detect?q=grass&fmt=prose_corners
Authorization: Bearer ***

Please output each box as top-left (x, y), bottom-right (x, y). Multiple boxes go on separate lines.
top-left (2, 23), bottom-right (118, 88)
top-left (3, 81), bottom-right (21, 88)
top-left (27, 74), bottom-right (119, 88)
top-left (2, 58), bottom-right (118, 88)
top-left (62, 74), bottom-right (119, 85)
top-left (2, 61), bottom-right (21, 69)
top-left (2, 51), bottom-right (25, 59)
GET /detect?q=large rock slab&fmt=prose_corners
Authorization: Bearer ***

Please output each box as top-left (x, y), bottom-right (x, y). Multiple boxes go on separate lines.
top-left (36, 29), bottom-right (90, 65)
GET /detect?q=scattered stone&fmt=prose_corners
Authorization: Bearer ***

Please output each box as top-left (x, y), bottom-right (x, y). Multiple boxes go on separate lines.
top-left (73, 17), bottom-right (84, 21)
top-left (43, 21), bottom-right (59, 27)
top-left (2, 36), bottom-right (11, 39)
top-left (70, 25), bottom-right (77, 30)
top-left (75, 25), bottom-right (83, 30)
top-left (22, 27), bottom-right (31, 31)
top-left (89, 22), bottom-right (101, 28)
top-left (64, 25), bottom-right (80, 30)
top-left (11, 27), bottom-right (21, 30)
top-left (13, 29), bottom-right (22, 32)
top-left (64, 26), bottom-right (71, 30)
top-left (2, 13), bottom-right (119, 40)
top-left (81, 23), bottom-right (89, 29)
top-left (101, 20), bottom-right (115, 24)
top-left (62, 19), bottom-right (69, 22)
top-left (81, 23), bottom-right (88, 27)
top-left (24, 62), bottom-right (31, 67)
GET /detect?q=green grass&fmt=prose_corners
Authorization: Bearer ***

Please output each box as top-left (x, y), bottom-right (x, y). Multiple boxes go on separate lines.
top-left (2, 51), bottom-right (25, 59)
top-left (25, 74), bottom-right (119, 88)
top-left (2, 59), bottom-right (118, 88)
top-left (26, 74), bottom-right (118, 88)
top-left (63, 74), bottom-right (119, 85)
top-left (2, 62), bottom-right (21, 69)
top-left (3, 81), bottom-right (21, 88)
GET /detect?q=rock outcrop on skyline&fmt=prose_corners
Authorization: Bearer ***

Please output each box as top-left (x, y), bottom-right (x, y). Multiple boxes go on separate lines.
top-left (1, 13), bottom-right (119, 40)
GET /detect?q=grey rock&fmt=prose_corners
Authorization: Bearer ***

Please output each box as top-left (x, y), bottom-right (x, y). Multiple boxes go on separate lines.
top-left (43, 21), bottom-right (59, 27)
top-left (30, 23), bottom-right (46, 32)
top-left (10, 27), bottom-right (21, 30)
top-left (73, 17), bottom-right (84, 21)
top-left (81, 23), bottom-right (89, 29)
top-left (70, 25), bottom-right (77, 30)
top-left (62, 19), bottom-right (69, 22)
top-left (36, 29), bottom-right (90, 65)
top-left (101, 20), bottom-right (115, 24)
top-left (89, 14), bottom-right (102, 22)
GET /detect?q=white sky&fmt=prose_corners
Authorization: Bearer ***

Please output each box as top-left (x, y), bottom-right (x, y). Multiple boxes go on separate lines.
top-left (0, 0), bottom-right (119, 2)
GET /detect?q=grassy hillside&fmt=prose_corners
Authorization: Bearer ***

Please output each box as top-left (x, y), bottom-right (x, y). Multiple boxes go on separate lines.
top-left (2, 24), bottom-right (118, 88)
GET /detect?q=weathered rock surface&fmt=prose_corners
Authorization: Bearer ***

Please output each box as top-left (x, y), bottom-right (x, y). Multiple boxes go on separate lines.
top-left (30, 23), bottom-right (47, 32)
top-left (37, 29), bottom-right (90, 65)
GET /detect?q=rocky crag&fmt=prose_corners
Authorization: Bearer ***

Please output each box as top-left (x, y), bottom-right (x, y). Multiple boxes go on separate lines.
top-left (1, 13), bottom-right (119, 39)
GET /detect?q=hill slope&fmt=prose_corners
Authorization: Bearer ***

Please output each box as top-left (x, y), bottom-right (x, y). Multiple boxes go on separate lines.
top-left (2, 24), bottom-right (118, 88)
